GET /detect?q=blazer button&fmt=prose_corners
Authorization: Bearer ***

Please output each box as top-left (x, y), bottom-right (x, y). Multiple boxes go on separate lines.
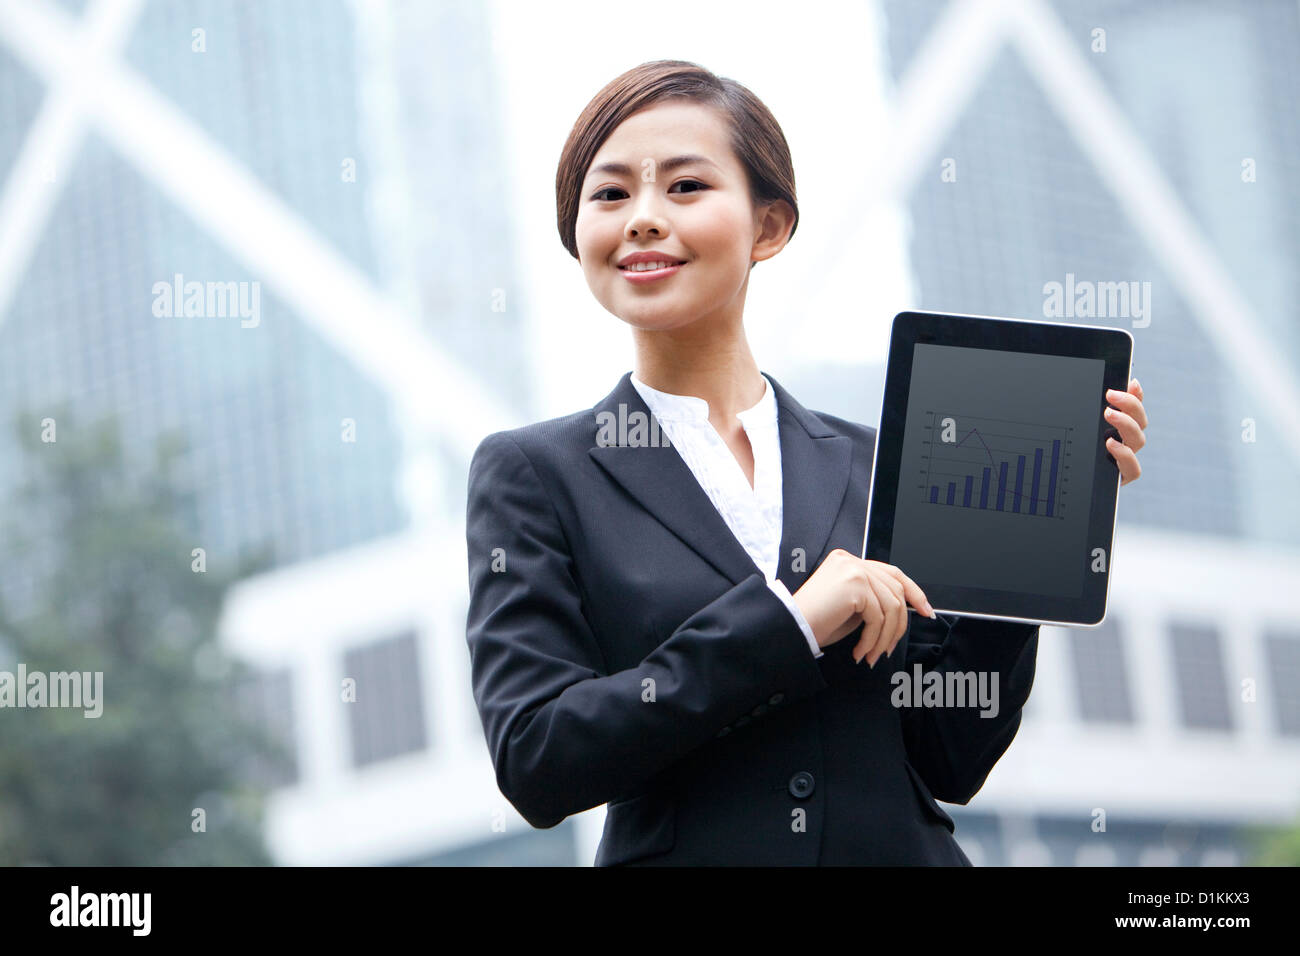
top-left (788, 771), bottom-right (815, 799)
top-left (750, 703), bottom-right (769, 718)
top-left (716, 726), bottom-right (732, 738)
top-left (768, 693), bottom-right (784, 706)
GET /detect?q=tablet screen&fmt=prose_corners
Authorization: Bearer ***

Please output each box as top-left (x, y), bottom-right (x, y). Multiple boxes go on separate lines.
top-left (888, 342), bottom-right (1106, 599)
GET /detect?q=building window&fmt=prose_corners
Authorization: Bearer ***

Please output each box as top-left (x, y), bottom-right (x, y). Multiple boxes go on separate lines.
top-left (1263, 629), bottom-right (1300, 737)
top-left (1169, 622), bottom-right (1234, 731)
top-left (343, 630), bottom-right (428, 767)
top-left (1068, 616), bottom-right (1135, 723)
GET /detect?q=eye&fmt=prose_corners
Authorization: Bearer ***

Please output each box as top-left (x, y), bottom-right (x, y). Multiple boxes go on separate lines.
top-left (589, 180), bottom-right (710, 201)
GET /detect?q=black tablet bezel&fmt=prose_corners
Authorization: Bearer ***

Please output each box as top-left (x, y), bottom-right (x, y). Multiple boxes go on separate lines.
top-left (861, 310), bottom-right (1134, 628)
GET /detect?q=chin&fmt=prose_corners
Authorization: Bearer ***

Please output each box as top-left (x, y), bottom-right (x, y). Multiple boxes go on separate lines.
top-left (618, 307), bottom-right (700, 332)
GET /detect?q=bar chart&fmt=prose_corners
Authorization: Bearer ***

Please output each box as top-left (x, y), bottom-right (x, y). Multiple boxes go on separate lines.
top-left (919, 411), bottom-right (1072, 518)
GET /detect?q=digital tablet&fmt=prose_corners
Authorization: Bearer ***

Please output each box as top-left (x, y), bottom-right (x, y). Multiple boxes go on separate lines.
top-left (861, 310), bottom-right (1134, 628)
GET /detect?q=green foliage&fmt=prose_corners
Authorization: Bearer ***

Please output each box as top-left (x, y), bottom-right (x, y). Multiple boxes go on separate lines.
top-left (1243, 813), bottom-right (1300, 866)
top-left (0, 407), bottom-right (287, 864)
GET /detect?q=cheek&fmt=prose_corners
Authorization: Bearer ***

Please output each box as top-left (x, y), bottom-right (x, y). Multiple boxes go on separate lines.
top-left (573, 207), bottom-right (594, 246)
top-left (575, 217), bottom-right (612, 269)
top-left (686, 206), bottom-right (752, 257)
top-left (574, 226), bottom-right (614, 290)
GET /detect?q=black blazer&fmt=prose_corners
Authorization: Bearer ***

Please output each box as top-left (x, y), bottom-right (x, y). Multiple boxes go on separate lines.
top-left (464, 370), bottom-right (1039, 865)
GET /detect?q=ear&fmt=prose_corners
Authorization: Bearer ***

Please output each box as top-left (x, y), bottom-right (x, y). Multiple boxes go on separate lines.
top-left (751, 198), bottom-right (796, 266)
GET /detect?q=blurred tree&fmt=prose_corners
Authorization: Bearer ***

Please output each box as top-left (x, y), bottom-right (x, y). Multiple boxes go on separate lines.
top-left (0, 407), bottom-right (287, 864)
top-left (1246, 814), bottom-right (1300, 866)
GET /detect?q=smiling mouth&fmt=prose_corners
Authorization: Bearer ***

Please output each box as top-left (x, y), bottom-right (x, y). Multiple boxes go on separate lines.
top-left (618, 260), bottom-right (687, 271)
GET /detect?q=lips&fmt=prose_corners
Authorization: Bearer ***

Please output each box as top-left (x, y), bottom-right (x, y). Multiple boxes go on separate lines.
top-left (617, 260), bottom-right (685, 283)
top-left (618, 259), bottom-right (687, 270)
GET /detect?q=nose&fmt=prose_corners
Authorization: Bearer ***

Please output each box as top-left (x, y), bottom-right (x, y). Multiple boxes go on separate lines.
top-left (625, 218), bottom-right (665, 239)
top-left (625, 193), bottom-right (668, 240)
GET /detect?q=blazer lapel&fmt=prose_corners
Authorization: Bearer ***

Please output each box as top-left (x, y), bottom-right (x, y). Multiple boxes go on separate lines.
top-left (767, 374), bottom-right (854, 592)
top-left (587, 371), bottom-right (854, 590)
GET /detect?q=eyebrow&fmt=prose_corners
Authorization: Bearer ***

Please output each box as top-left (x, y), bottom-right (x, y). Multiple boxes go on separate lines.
top-left (585, 154), bottom-right (721, 182)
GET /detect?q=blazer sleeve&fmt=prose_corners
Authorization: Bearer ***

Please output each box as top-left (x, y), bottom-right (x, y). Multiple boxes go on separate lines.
top-left (465, 432), bottom-right (830, 829)
top-left (898, 612), bottom-right (1039, 805)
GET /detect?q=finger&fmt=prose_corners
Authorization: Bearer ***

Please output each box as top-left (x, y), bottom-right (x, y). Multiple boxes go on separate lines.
top-left (852, 580), bottom-right (885, 664)
top-left (1103, 406), bottom-right (1146, 451)
top-left (853, 587), bottom-right (883, 664)
top-left (866, 575), bottom-right (904, 667)
top-left (1106, 387), bottom-right (1148, 430)
top-left (1130, 377), bottom-right (1143, 400)
top-left (882, 578), bottom-right (909, 660)
top-left (827, 611), bottom-right (864, 649)
top-left (839, 611), bottom-right (866, 644)
top-left (1105, 436), bottom-right (1141, 484)
top-left (870, 562), bottom-right (934, 617)
top-left (865, 575), bottom-right (905, 667)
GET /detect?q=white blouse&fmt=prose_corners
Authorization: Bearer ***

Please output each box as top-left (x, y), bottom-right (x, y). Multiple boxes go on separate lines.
top-left (629, 371), bottom-right (823, 659)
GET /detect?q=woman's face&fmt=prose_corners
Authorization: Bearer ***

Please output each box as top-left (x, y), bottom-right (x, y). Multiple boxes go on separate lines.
top-left (574, 100), bottom-right (786, 332)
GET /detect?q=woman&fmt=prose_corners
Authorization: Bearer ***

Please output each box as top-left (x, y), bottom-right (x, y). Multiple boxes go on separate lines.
top-left (464, 60), bottom-right (1148, 865)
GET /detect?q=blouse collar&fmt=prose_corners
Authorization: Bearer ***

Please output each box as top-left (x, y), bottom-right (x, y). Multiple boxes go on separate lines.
top-left (629, 371), bottom-right (777, 426)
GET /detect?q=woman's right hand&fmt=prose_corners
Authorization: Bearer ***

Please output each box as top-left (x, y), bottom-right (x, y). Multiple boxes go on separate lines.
top-left (791, 549), bottom-right (936, 667)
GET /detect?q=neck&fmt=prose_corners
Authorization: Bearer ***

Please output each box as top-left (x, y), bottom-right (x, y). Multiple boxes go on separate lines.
top-left (632, 318), bottom-right (765, 425)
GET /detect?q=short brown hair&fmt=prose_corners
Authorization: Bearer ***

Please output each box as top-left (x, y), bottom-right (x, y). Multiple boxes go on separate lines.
top-left (555, 59), bottom-right (799, 268)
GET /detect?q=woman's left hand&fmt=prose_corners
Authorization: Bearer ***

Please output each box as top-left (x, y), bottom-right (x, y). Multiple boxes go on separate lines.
top-left (1105, 378), bottom-right (1147, 486)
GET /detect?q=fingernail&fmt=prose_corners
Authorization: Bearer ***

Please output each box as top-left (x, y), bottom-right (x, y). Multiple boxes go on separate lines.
top-left (924, 602), bottom-right (935, 617)
top-left (868, 654), bottom-right (877, 669)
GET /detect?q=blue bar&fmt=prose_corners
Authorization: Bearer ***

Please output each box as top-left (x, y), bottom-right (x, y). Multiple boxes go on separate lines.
top-left (946, 482), bottom-right (955, 505)
top-left (1014, 455), bottom-right (1025, 513)
top-left (980, 467), bottom-right (991, 509)
top-left (1030, 447), bottom-right (1043, 515)
top-left (997, 461), bottom-right (1008, 510)
top-left (1046, 439), bottom-right (1060, 516)
top-left (963, 474), bottom-right (973, 507)
top-left (930, 485), bottom-right (938, 504)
